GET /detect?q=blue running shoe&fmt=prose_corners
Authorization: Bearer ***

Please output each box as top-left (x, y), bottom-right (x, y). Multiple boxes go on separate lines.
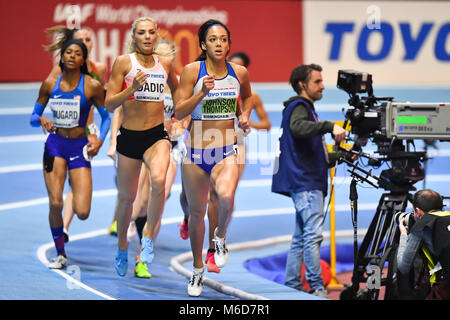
top-left (140, 236), bottom-right (154, 264)
top-left (115, 248), bottom-right (128, 277)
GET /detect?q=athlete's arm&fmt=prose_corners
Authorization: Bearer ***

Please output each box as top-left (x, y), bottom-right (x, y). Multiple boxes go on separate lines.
top-left (174, 62), bottom-right (212, 120)
top-left (105, 55), bottom-right (146, 111)
top-left (249, 92), bottom-right (271, 131)
top-left (161, 56), bottom-right (179, 97)
top-left (94, 61), bottom-right (107, 86)
top-left (86, 78), bottom-right (111, 157)
top-left (31, 78), bottom-right (55, 134)
top-left (106, 106), bottom-right (123, 161)
top-left (235, 65), bottom-right (252, 130)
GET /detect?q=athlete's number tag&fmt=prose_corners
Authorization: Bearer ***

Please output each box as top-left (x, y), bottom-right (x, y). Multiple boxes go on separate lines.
top-left (48, 98), bottom-right (81, 128)
top-left (201, 92), bottom-right (237, 120)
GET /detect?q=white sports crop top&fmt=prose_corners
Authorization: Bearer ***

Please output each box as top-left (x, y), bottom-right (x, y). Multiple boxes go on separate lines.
top-left (122, 53), bottom-right (168, 102)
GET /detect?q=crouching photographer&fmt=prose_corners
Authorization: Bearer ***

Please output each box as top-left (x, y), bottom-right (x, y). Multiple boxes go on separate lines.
top-left (397, 189), bottom-right (450, 300)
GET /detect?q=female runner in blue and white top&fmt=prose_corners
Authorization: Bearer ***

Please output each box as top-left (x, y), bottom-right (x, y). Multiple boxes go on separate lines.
top-left (175, 19), bottom-right (253, 297)
top-left (30, 39), bottom-right (111, 269)
top-left (105, 17), bottom-right (178, 277)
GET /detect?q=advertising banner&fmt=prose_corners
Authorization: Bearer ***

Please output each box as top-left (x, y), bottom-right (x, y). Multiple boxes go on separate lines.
top-left (303, 1), bottom-right (450, 85)
top-left (0, 0), bottom-right (303, 83)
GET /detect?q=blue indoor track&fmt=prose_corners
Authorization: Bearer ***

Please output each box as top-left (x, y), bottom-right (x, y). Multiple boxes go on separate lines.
top-left (1, 82), bottom-right (449, 301)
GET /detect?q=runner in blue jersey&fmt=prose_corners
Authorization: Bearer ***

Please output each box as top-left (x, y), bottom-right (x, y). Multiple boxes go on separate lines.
top-left (30, 39), bottom-right (111, 269)
top-left (43, 25), bottom-right (108, 243)
top-left (175, 19), bottom-right (253, 297)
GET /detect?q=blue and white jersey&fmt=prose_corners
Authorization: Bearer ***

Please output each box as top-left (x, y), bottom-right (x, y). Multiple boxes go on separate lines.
top-left (47, 74), bottom-right (91, 128)
top-left (191, 60), bottom-right (240, 120)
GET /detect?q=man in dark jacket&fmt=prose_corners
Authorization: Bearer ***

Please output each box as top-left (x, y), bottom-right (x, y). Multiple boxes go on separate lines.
top-left (272, 64), bottom-right (345, 298)
top-left (397, 189), bottom-right (450, 300)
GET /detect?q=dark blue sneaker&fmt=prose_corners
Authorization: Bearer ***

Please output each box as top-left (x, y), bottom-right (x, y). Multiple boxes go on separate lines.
top-left (115, 248), bottom-right (128, 277)
top-left (140, 236), bottom-right (154, 264)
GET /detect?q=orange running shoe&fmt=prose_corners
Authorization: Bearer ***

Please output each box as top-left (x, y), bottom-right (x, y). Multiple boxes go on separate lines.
top-left (178, 218), bottom-right (189, 240)
top-left (205, 250), bottom-right (221, 273)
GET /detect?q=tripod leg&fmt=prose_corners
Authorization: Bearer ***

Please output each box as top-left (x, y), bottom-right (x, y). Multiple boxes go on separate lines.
top-left (341, 193), bottom-right (409, 300)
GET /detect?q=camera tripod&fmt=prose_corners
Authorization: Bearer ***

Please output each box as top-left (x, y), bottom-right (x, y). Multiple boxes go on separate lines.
top-left (338, 159), bottom-right (429, 300)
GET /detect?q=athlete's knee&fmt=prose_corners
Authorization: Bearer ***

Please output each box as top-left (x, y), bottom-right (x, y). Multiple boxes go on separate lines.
top-left (73, 204), bottom-right (91, 220)
top-left (49, 198), bottom-right (64, 214)
top-left (117, 191), bottom-right (137, 207)
top-left (215, 186), bottom-right (235, 208)
top-left (150, 174), bottom-right (166, 194)
top-left (76, 211), bottom-right (90, 220)
top-left (189, 208), bottom-right (206, 221)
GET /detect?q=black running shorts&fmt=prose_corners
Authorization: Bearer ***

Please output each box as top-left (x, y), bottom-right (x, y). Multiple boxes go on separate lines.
top-left (116, 123), bottom-right (169, 160)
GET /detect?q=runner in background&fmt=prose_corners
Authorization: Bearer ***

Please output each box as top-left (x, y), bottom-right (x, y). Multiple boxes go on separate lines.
top-left (30, 39), bottom-right (110, 269)
top-left (51, 27), bottom-right (108, 241)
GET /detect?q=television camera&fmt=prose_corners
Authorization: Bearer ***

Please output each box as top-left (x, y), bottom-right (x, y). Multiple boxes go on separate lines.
top-left (335, 70), bottom-right (450, 300)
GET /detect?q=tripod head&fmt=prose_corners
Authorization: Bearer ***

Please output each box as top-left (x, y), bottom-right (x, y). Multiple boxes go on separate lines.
top-left (337, 145), bottom-right (424, 193)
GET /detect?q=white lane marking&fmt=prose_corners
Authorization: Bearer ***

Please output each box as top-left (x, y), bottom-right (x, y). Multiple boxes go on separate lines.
top-left (169, 228), bottom-right (368, 300)
top-left (0, 108), bottom-right (51, 115)
top-left (36, 229), bottom-right (116, 300)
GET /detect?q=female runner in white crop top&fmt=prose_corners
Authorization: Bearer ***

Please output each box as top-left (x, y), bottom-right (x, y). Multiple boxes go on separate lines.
top-left (105, 17), bottom-right (178, 277)
top-left (174, 19), bottom-right (253, 297)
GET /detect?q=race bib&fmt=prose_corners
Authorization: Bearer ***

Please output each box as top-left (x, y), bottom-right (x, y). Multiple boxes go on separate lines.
top-left (201, 90), bottom-right (237, 120)
top-left (48, 98), bottom-right (80, 128)
top-left (133, 74), bottom-right (166, 102)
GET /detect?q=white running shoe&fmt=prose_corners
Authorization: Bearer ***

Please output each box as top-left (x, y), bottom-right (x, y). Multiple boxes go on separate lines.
top-left (313, 287), bottom-right (328, 299)
top-left (127, 221), bottom-right (137, 243)
top-left (213, 227), bottom-right (229, 268)
top-left (188, 267), bottom-right (204, 297)
top-left (48, 254), bottom-right (67, 269)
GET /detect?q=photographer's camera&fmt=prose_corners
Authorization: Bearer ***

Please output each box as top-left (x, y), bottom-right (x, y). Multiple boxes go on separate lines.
top-left (394, 211), bottom-right (415, 231)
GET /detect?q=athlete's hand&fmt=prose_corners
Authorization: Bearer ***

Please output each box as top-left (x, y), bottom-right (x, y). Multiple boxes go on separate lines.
top-left (132, 69), bottom-right (148, 91)
top-left (86, 136), bottom-right (103, 158)
top-left (106, 144), bottom-right (116, 161)
top-left (39, 117), bottom-right (56, 134)
top-left (238, 113), bottom-right (250, 131)
top-left (201, 75), bottom-right (215, 95)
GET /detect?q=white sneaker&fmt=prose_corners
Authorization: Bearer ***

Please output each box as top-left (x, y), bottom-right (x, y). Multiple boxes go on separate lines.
top-left (48, 254), bottom-right (67, 269)
top-left (313, 287), bottom-right (328, 299)
top-left (213, 227), bottom-right (229, 268)
top-left (188, 267), bottom-right (204, 297)
top-left (127, 221), bottom-right (137, 243)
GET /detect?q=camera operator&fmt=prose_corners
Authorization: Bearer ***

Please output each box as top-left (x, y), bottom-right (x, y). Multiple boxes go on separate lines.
top-left (271, 63), bottom-right (346, 298)
top-left (397, 189), bottom-right (450, 300)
